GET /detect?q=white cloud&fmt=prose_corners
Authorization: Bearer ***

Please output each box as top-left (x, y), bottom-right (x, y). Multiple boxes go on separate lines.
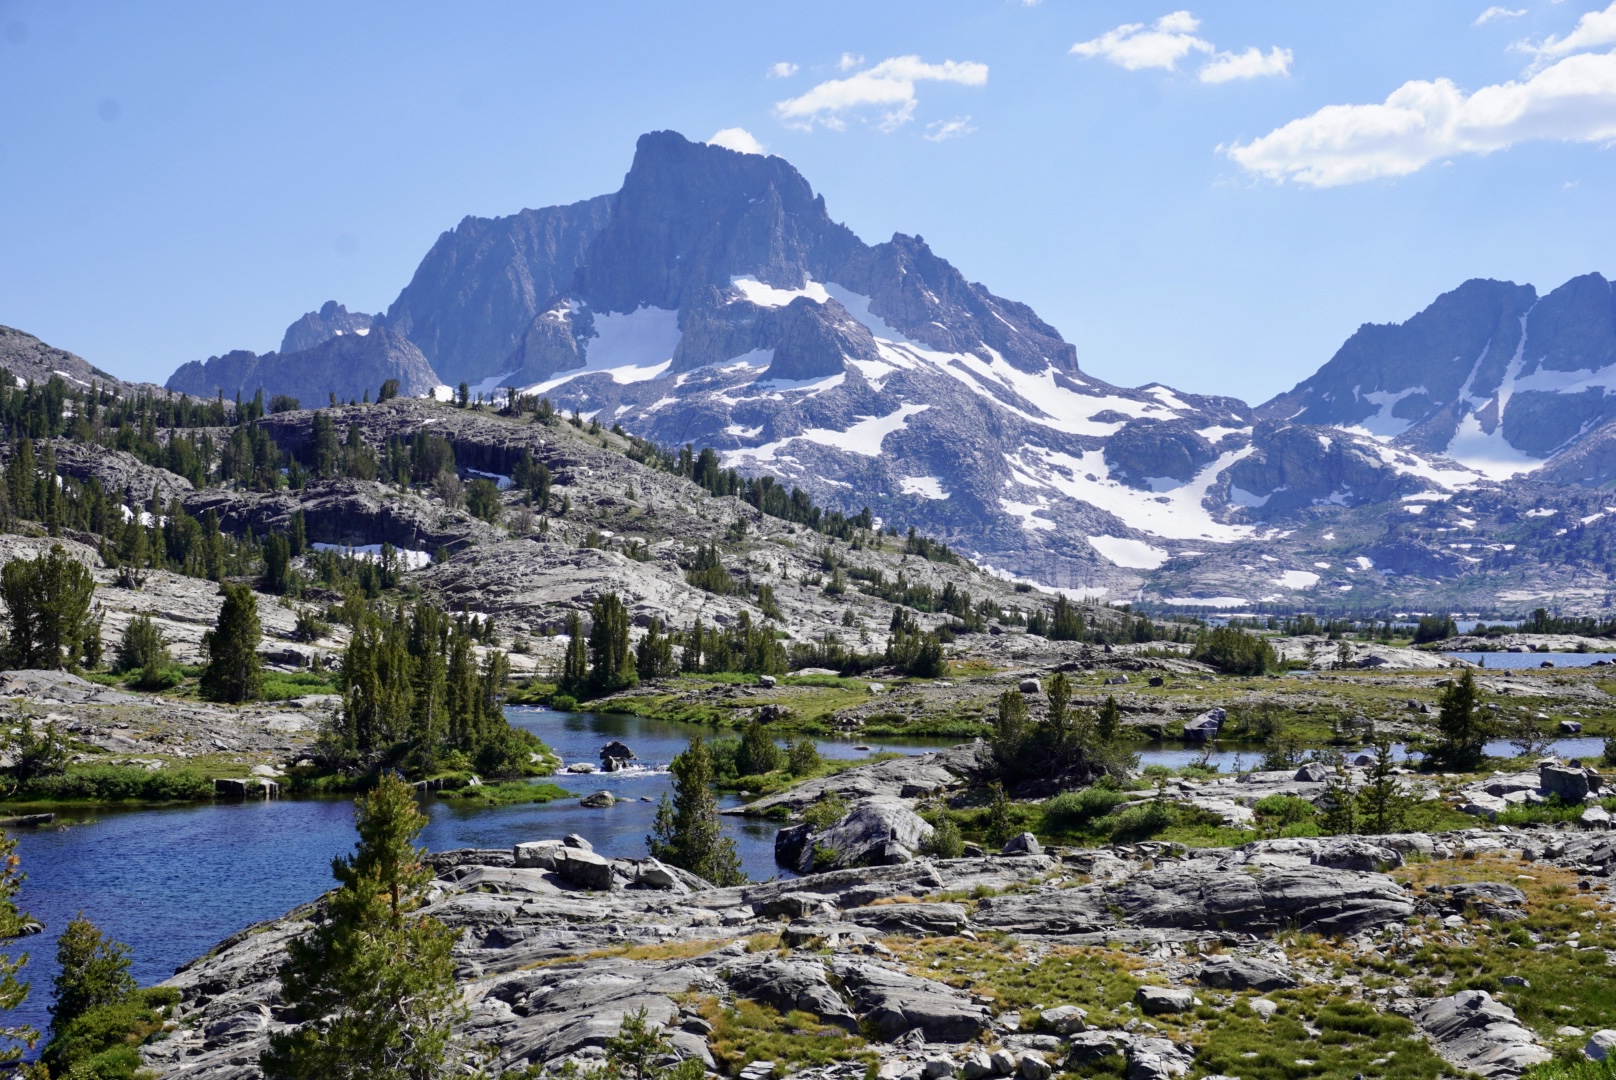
top-left (1518, 0), bottom-right (1616, 59)
top-left (838, 52), bottom-right (865, 71)
top-left (1070, 11), bottom-right (1212, 72)
top-left (1475, 6), bottom-right (1526, 25)
top-left (924, 115), bottom-right (976, 142)
top-left (775, 55), bottom-right (989, 132)
top-left (768, 61), bottom-right (799, 78)
top-left (1199, 45), bottom-right (1293, 82)
top-left (707, 127), bottom-right (766, 155)
top-left (1072, 11), bottom-right (1291, 82)
top-left (1225, 48), bottom-right (1616, 186)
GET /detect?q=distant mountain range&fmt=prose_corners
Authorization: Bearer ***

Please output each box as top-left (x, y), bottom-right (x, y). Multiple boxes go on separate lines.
top-left (59, 130), bottom-right (1616, 612)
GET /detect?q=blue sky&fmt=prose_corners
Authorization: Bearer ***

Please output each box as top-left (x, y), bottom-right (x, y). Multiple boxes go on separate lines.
top-left (1, 1), bottom-right (1613, 404)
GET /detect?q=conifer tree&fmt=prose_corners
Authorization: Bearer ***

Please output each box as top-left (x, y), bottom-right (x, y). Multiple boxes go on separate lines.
top-left (407, 606), bottom-right (449, 764)
top-left (736, 720), bottom-right (782, 776)
top-left (635, 617), bottom-right (676, 681)
top-left (200, 583), bottom-right (263, 702)
top-left (648, 737), bottom-right (745, 886)
top-left (1, 544), bottom-right (97, 670)
top-left (558, 611), bottom-right (589, 697)
top-left (1096, 694), bottom-right (1121, 744)
top-left (262, 775), bottom-right (465, 1080)
top-left (49, 915), bottom-right (135, 1040)
top-left (0, 835), bottom-right (35, 1068)
top-left (588, 592), bottom-right (636, 693)
top-left (1434, 669), bottom-right (1489, 769)
top-left (444, 626), bottom-right (479, 750)
top-left (1357, 739), bottom-right (1415, 835)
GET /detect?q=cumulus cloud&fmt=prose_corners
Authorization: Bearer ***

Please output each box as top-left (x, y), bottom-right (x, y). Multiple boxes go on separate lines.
top-left (1070, 11), bottom-right (1212, 72)
top-left (774, 55), bottom-right (989, 132)
top-left (1199, 45), bottom-right (1293, 83)
top-left (1517, 0), bottom-right (1616, 59)
top-left (768, 61), bottom-right (799, 78)
top-left (707, 127), bottom-right (766, 155)
top-left (924, 116), bottom-right (976, 142)
top-left (1071, 11), bottom-right (1292, 82)
top-left (1224, 48), bottom-right (1616, 186)
top-left (1474, 6), bottom-right (1526, 26)
top-left (838, 52), bottom-right (864, 71)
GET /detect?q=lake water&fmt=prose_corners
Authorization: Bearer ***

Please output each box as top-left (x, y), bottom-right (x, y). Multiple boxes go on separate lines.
top-left (4, 709), bottom-right (956, 1041)
top-left (1449, 651), bottom-right (1615, 670)
top-left (1135, 735), bottom-right (1609, 776)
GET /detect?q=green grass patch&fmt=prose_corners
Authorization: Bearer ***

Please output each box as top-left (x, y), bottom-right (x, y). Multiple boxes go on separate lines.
top-left (435, 780), bottom-right (573, 805)
top-left (259, 670), bottom-right (340, 700)
top-left (697, 996), bottom-right (877, 1077)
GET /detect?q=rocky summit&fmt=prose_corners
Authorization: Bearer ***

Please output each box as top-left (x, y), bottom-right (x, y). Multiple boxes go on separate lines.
top-left (138, 130), bottom-right (1616, 612)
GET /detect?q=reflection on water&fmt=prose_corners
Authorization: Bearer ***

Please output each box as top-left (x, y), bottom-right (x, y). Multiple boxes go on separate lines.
top-left (6, 709), bottom-right (955, 1038)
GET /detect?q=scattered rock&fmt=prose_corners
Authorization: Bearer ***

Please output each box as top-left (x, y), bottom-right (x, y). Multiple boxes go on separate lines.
top-left (579, 790), bottom-right (616, 808)
top-left (1135, 986), bottom-right (1195, 1015)
top-left (1038, 1005), bottom-right (1087, 1034)
top-left (1001, 832), bottom-right (1042, 856)
top-left (1198, 956), bottom-right (1296, 992)
top-left (1586, 1031), bottom-right (1616, 1062)
top-left (1416, 990), bottom-right (1551, 1079)
top-left (552, 847), bottom-right (614, 890)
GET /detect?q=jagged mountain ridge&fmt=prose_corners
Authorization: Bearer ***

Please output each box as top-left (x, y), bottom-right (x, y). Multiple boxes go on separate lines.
top-left (1261, 273), bottom-right (1616, 481)
top-left (347, 131), bottom-right (1482, 598)
top-left (166, 324), bottom-right (439, 407)
top-left (144, 130), bottom-right (1616, 611)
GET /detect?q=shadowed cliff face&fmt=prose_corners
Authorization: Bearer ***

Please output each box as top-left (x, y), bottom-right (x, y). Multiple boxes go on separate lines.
top-left (385, 195), bottom-right (616, 387)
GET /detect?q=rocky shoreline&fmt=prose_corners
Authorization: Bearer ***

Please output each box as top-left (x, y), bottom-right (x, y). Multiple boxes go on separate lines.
top-left (140, 818), bottom-right (1616, 1080)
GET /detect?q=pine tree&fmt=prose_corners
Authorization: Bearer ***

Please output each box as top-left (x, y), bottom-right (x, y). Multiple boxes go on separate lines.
top-left (559, 611), bottom-right (589, 697)
top-left (635, 617), bottom-right (675, 681)
top-left (1, 544), bottom-right (97, 670)
top-left (444, 626), bottom-right (479, 751)
top-left (648, 737), bottom-right (745, 886)
top-left (38, 444), bottom-right (61, 536)
top-left (1434, 669), bottom-right (1488, 768)
top-left (736, 720), bottom-right (783, 776)
top-left (0, 835), bottom-right (36, 1067)
top-left (407, 606), bottom-right (449, 765)
top-left (5, 438), bottom-right (33, 521)
top-left (587, 592), bottom-right (636, 693)
top-left (200, 583), bottom-right (263, 702)
top-left (49, 915), bottom-right (135, 1040)
top-left (261, 775), bottom-right (466, 1080)
top-left (1097, 695), bottom-right (1121, 744)
top-left (1357, 739), bottom-right (1415, 835)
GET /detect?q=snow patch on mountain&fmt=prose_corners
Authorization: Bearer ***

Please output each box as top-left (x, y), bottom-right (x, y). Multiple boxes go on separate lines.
top-left (731, 276), bottom-right (832, 308)
top-left (1010, 444), bottom-right (1256, 542)
top-left (726, 403), bottom-right (929, 465)
top-left (1087, 534), bottom-right (1170, 569)
top-left (899, 476), bottom-right (949, 500)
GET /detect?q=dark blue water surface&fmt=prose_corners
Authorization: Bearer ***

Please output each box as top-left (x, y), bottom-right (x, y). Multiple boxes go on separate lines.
top-left (5, 709), bottom-right (956, 1040)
